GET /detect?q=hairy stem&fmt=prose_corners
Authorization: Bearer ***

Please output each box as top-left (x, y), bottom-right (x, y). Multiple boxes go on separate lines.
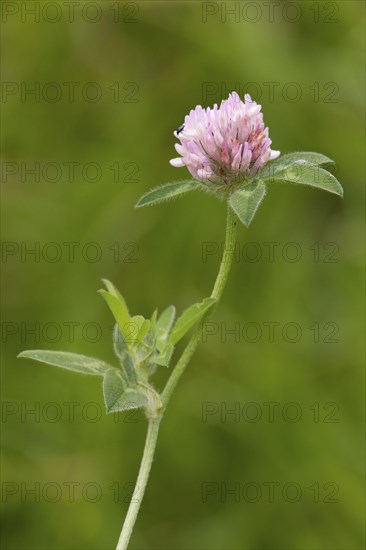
top-left (116, 418), bottom-right (161, 550)
top-left (115, 204), bottom-right (237, 549)
top-left (161, 204), bottom-right (237, 406)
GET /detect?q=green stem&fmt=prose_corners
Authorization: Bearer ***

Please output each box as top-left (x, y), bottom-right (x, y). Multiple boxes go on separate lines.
top-left (161, 204), bottom-right (237, 406)
top-left (115, 205), bottom-right (237, 549)
top-left (116, 418), bottom-right (161, 550)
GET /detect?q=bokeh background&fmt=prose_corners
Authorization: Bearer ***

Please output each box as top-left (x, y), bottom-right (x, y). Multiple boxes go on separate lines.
top-left (1, 1), bottom-right (365, 549)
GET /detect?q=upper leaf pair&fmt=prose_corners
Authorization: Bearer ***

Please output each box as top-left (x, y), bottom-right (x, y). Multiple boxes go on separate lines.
top-left (135, 152), bottom-right (343, 227)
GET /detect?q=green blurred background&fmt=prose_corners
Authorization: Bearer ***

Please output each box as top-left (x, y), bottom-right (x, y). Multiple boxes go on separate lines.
top-left (1, 1), bottom-right (365, 549)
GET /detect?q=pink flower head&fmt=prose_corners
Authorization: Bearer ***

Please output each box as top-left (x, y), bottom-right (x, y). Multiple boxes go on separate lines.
top-left (170, 92), bottom-right (280, 185)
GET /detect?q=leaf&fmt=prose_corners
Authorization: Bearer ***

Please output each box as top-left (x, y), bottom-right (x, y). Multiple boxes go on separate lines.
top-left (151, 344), bottom-right (174, 367)
top-left (264, 162), bottom-right (343, 197)
top-left (258, 152), bottom-right (338, 184)
top-left (266, 152), bottom-right (334, 173)
top-left (156, 305), bottom-right (176, 351)
top-left (120, 348), bottom-right (137, 385)
top-left (101, 279), bottom-right (129, 316)
top-left (18, 350), bottom-right (111, 376)
top-left (130, 315), bottom-right (145, 330)
top-left (113, 324), bottom-right (128, 360)
top-left (133, 314), bottom-right (156, 364)
top-left (169, 298), bottom-right (216, 345)
top-left (112, 323), bottom-right (128, 356)
top-left (99, 290), bottom-right (130, 340)
top-left (148, 309), bottom-right (158, 345)
top-left (229, 180), bottom-right (266, 226)
top-left (136, 318), bottom-right (151, 343)
top-left (122, 315), bottom-right (150, 345)
top-left (134, 340), bottom-right (154, 364)
top-left (150, 309), bottom-right (158, 326)
top-left (135, 180), bottom-right (198, 208)
top-left (112, 325), bottom-right (137, 384)
top-left (103, 369), bottom-right (148, 413)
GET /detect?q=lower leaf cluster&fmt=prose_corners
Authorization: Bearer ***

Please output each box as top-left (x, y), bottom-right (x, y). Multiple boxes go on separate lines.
top-left (19, 280), bottom-right (216, 418)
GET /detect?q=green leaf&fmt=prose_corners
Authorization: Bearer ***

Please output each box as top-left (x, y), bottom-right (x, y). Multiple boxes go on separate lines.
top-left (156, 305), bottom-right (176, 351)
top-left (101, 279), bottom-right (129, 315)
top-left (258, 152), bottom-right (338, 186)
top-left (266, 152), bottom-right (334, 173)
top-left (133, 314), bottom-right (156, 364)
top-left (151, 344), bottom-right (174, 367)
top-left (122, 315), bottom-right (150, 345)
top-left (150, 309), bottom-right (158, 327)
top-left (137, 318), bottom-right (151, 343)
top-left (134, 340), bottom-right (154, 364)
top-left (229, 180), bottom-right (266, 227)
top-left (135, 180), bottom-right (198, 208)
top-left (264, 162), bottom-right (343, 197)
top-left (113, 324), bottom-right (128, 360)
top-left (169, 298), bottom-right (216, 345)
top-left (18, 350), bottom-right (111, 376)
top-left (103, 369), bottom-right (148, 413)
top-left (120, 351), bottom-right (137, 386)
top-left (112, 325), bottom-right (137, 384)
top-left (99, 290), bottom-right (130, 340)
